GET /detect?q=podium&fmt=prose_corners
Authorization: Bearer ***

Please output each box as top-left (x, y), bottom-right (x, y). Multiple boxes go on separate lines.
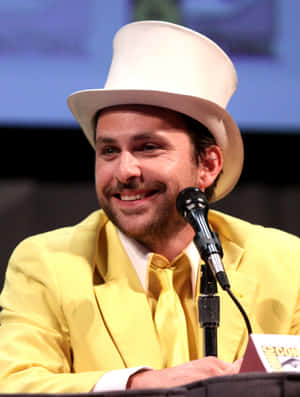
top-left (1, 372), bottom-right (300, 397)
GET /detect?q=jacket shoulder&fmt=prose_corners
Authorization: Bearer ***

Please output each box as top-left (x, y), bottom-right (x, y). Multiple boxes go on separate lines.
top-left (8, 210), bottom-right (108, 274)
top-left (209, 210), bottom-right (300, 250)
top-left (18, 210), bottom-right (105, 248)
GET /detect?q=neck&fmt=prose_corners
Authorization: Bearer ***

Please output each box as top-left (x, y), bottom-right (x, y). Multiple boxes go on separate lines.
top-left (139, 224), bottom-right (195, 261)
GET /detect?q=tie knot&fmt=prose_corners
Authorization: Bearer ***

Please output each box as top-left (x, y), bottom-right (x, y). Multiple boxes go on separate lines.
top-left (150, 254), bottom-right (173, 270)
top-left (149, 253), bottom-right (190, 271)
top-left (147, 253), bottom-right (191, 299)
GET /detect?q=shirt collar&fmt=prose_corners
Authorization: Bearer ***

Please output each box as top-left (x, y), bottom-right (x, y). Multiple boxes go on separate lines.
top-left (117, 229), bottom-right (200, 293)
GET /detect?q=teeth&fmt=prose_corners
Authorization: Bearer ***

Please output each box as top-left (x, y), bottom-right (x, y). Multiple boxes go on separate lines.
top-left (120, 193), bottom-right (146, 201)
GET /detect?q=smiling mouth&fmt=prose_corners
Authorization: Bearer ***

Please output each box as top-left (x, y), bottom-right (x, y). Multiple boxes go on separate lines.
top-left (115, 190), bottom-right (158, 201)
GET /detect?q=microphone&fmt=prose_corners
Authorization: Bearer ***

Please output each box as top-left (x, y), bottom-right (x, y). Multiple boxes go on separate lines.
top-left (176, 187), bottom-right (230, 290)
top-left (176, 187), bottom-right (253, 336)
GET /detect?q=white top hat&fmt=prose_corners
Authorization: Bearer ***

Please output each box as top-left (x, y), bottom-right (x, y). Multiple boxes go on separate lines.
top-left (68, 20), bottom-right (244, 202)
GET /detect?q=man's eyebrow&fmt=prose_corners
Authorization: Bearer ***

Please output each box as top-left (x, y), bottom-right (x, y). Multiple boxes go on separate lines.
top-left (95, 132), bottom-right (158, 146)
top-left (95, 136), bottom-right (117, 145)
top-left (132, 132), bottom-right (156, 141)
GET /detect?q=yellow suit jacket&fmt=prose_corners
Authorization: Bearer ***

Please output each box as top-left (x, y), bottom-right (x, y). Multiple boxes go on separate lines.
top-left (0, 209), bottom-right (300, 393)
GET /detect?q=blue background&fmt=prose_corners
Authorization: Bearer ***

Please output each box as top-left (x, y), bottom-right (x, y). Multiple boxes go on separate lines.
top-left (1, 0), bottom-right (299, 132)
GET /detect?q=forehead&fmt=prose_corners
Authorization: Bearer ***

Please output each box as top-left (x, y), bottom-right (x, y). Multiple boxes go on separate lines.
top-left (95, 105), bottom-right (187, 138)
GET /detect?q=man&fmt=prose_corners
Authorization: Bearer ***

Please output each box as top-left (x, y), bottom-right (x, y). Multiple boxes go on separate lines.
top-left (0, 21), bottom-right (300, 393)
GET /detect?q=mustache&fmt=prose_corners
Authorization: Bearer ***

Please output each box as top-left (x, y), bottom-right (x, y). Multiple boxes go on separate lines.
top-left (104, 180), bottom-right (166, 196)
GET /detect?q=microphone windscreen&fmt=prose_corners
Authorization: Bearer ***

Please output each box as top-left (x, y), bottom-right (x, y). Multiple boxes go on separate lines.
top-left (176, 187), bottom-right (208, 219)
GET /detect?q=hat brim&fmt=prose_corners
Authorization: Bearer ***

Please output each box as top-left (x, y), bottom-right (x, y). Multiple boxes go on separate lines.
top-left (68, 88), bottom-right (244, 202)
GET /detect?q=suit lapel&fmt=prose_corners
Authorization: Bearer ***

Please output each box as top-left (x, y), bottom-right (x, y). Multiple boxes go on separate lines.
top-left (216, 231), bottom-right (260, 361)
top-left (93, 221), bottom-right (162, 369)
top-left (218, 270), bottom-right (259, 361)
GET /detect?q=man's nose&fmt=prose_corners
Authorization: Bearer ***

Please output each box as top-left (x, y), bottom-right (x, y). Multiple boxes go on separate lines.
top-left (116, 151), bottom-right (141, 183)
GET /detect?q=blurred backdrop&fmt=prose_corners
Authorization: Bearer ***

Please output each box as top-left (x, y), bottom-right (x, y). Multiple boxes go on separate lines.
top-left (1, 0), bottom-right (300, 291)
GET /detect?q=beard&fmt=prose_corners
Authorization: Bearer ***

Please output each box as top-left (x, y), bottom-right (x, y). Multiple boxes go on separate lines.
top-left (99, 184), bottom-right (187, 248)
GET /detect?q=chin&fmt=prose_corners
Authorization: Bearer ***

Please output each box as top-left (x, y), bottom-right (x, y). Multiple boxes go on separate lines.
top-left (101, 201), bottom-right (180, 241)
top-left (118, 221), bottom-right (152, 239)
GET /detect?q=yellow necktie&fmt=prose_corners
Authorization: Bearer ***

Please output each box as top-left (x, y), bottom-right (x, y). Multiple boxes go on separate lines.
top-left (147, 253), bottom-right (199, 367)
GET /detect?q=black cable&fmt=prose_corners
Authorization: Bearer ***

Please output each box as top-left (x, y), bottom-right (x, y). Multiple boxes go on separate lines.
top-left (224, 286), bottom-right (253, 336)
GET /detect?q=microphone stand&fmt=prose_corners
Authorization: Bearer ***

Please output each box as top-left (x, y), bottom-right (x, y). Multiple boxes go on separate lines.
top-left (198, 263), bottom-right (219, 357)
top-left (176, 187), bottom-right (253, 358)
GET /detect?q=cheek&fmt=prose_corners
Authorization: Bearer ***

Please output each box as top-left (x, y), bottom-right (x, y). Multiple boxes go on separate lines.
top-left (148, 155), bottom-right (180, 173)
top-left (95, 161), bottom-right (112, 192)
top-left (158, 154), bottom-right (198, 179)
top-left (142, 156), bottom-right (191, 183)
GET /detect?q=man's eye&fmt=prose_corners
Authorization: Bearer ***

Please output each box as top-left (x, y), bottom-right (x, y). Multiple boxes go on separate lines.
top-left (100, 146), bottom-right (119, 157)
top-left (140, 143), bottom-right (159, 151)
top-left (102, 147), bottom-right (116, 154)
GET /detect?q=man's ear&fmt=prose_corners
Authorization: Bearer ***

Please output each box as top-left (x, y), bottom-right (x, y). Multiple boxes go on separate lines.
top-left (197, 145), bottom-right (223, 190)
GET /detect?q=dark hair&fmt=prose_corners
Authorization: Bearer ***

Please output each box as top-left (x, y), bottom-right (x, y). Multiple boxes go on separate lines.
top-left (93, 109), bottom-right (102, 142)
top-left (181, 114), bottom-right (221, 201)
